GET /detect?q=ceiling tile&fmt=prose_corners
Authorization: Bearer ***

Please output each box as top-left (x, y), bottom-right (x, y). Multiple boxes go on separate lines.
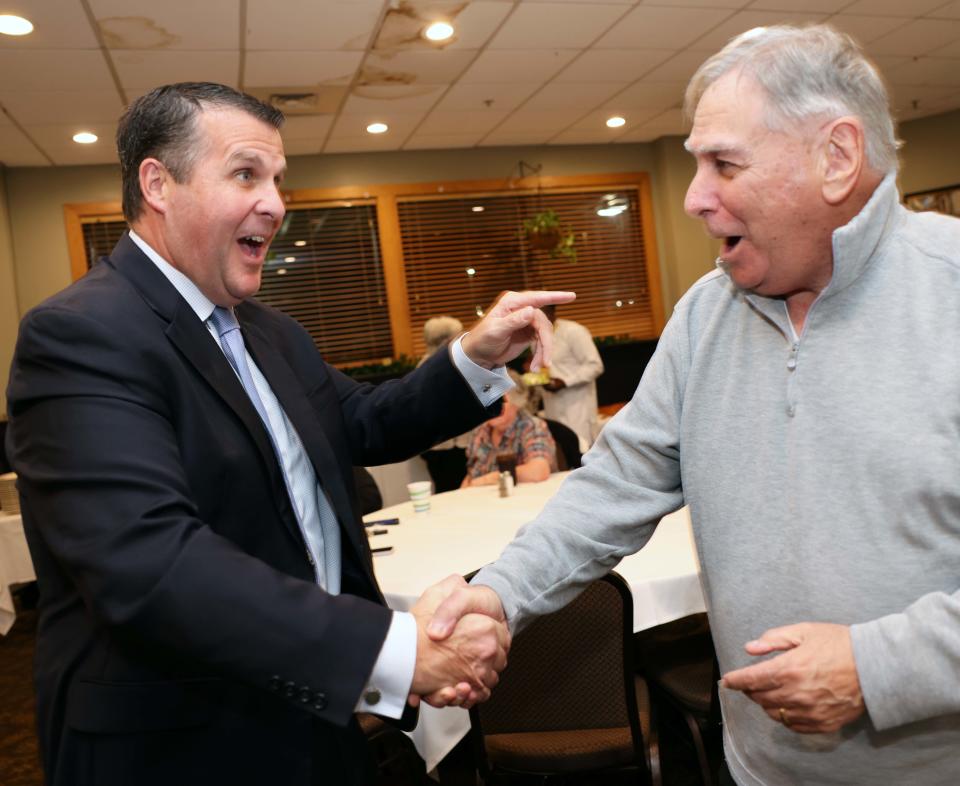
top-left (602, 80), bottom-right (686, 112)
top-left (890, 83), bottom-right (959, 109)
top-left (929, 1), bottom-right (960, 19)
top-left (282, 138), bottom-right (323, 156)
top-left (323, 134), bottom-right (405, 153)
top-left (617, 108), bottom-right (687, 141)
top-left (547, 129), bottom-right (612, 144)
top-left (746, 0), bottom-right (848, 11)
top-left (0, 89), bottom-right (123, 125)
top-left (689, 10), bottom-right (830, 52)
top-left (280, 114), bottom-right (334, 140)
top-left (492, 106), bottom-right (584, 133)
top-left (627, 0), bottom-right (748, 7)
top-left (886, 57), bottom-right (960, 87)
top-left (416, 109), bottom-right (510, 135)
top-left (445, 1), bottom-right (515, 49)
top-left (0, 126), bottom-right (48, 166)
top-left (244, 51), bottom-right (361, 87)
top-left (479, 130), bottom-right (552, 146)
top-left (827, 14), bottom-right (910, 45)
top-left (0, 1), bottom-right (99, 49)
top-left (868, 19), bottom-right (960, 57)
top-left (840, 0), bottom-right (948, 16)
top-left (342, 85), bottom-right (447, 115)
top-left (0, 50), bottom-right (115, 91)
top-left (433, 82), bottom-right (540, 112)
top-left (362, 50), bottom-right (478, 86)
top-left (112, 50), bottom-right (239, 89)
top-left (403, 133), bottom-right (486, 150)
top-left (328, 112), bottom-right (424, 139)
top-left (565, 105), bottom-right (664, 132)
top-left (932, 38), bottom-right (960, 57)
top-left (246, 0), bottom-right (384, 51)
top-left (554, 49), bottom-right (675, 83)
top-left (596, 6), bottom-right (735, 50)
top-left (91, 0), bottom-right (239, 50)
top-left (26, 122), bottom-right (119, 165)
top-left (460, 49), bottom-right (579, 83)
top-left (524, 81), bottom-right (623, 110)
top-left (642, 50), bottom-right (711, 83)
top-left (489, 3), bottom-right (631, 49)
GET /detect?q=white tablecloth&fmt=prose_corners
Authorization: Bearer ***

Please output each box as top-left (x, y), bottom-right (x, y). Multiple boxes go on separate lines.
top-left (0, 513), bottom-right (34, 635)
top-left (365, 471), bottom-right (706, 771)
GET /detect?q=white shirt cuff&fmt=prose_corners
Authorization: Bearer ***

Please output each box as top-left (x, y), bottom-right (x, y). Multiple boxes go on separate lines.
top-left (450, 335), bottom-right (513, 408)
top-left (355, 611), bottom-right (417, 718)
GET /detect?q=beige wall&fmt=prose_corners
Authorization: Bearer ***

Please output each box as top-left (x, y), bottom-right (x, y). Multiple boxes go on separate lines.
top-left (898, 108), bottom-right (960, 196)
top-left (0, 166), bottom-right (20, 414)
top-left (1, 106), bottom-right (959, 404)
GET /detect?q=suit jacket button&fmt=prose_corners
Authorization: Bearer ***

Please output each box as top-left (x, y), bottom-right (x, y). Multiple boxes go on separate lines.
top-left (283, 681), bottom-right (296, 698)
top-left (299, 686), bottom-right (312, 703)
top-left (364, 688), bottom-right (381, 706)
top-left (313, 693), bottom-right (328, 711)
top-left (269, 675), bottom-right (281, 692)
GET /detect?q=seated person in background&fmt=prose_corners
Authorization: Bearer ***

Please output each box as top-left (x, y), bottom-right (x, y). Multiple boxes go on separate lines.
top-left (420, 316), bottom-right (473, 492)
top-left (463, 372), bottom-right (557, 487)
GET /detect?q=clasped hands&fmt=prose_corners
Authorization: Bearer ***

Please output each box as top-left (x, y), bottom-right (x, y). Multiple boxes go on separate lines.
top-left (408, 575), bottom-right (507, 709)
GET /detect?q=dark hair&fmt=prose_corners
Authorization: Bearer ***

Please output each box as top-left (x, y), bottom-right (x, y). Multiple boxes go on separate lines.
top-left (116, 82), bottom-right (284, 222)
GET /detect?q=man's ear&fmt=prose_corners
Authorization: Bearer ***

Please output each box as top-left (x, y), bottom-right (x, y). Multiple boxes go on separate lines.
top-left (139, 158), bottom-right (171, 214)
top-left (820, 117), bottom-right (865, 205)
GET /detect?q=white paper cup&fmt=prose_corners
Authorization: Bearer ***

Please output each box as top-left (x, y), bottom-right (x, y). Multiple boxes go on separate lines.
top-left (406, 480), bottom-right (432, 513)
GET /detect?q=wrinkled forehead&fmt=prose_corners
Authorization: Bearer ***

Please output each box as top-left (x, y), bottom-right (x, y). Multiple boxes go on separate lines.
top-left (684, 70), bottom-right (770, 154)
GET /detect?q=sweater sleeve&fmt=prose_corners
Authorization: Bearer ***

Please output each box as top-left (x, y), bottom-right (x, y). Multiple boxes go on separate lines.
top-left (851, 590), bottom-right (960, 730)
top-left (472, 307), bottom-right (688, 632)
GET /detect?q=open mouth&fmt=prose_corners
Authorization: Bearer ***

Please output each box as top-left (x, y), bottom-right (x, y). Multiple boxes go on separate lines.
top-left (722, 235), bottom-right (742, 254)
top-left (238, 235), bottom-right (267, 258)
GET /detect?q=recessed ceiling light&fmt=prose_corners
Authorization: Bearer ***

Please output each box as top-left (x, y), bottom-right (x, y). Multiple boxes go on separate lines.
top-left (0, 15), bottom-right (33, 36)
top-left (293, 240), bottom-right (306, 247)
top-left (284, 256), bottom-right (296, 263)
top-left (72, 132), bottom-right (98, 144)
top-left (606, 116), bottom-right (626, 129)
top-left (277, 268), bottom-right (288, 276)
top-left (366, 122), bottom-right (388, 135)
top-left (471, 206), bottom-right (485, 213)
top-left (423, 21), bottom-right (454, 42)
top-left (465, 267), bottom-right (476, 276)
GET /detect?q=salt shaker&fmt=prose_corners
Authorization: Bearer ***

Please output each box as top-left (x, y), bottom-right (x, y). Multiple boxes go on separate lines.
top-left (498, 471), bottom-right (513, 497)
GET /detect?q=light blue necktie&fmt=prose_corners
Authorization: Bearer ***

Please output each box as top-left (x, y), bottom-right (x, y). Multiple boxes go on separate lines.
top-left (209, 306), bottom-right (340, 594)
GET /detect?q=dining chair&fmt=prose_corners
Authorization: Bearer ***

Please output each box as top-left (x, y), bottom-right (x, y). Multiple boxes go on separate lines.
top-left (635, 614), bottom-right (721, 786)
top-left (469, 571), bottom-right (660, 785)
top-left (542, 418), bottom-right (582, 471)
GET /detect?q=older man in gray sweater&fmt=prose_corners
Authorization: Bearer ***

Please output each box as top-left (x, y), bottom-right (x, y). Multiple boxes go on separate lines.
top-left (425, 24), bottom-right (960, 786)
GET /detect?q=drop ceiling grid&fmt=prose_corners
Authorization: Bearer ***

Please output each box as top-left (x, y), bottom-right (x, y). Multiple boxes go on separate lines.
top-left (0, 0), bottom-right (956, 165)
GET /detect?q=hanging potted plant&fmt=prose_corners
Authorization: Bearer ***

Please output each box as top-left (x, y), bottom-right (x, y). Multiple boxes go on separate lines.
top-left (522, 209), bottom-right (577, 263)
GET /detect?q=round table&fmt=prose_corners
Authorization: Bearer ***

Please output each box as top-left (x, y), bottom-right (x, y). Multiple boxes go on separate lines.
top-left (365, 471), bottom-right (706, 771)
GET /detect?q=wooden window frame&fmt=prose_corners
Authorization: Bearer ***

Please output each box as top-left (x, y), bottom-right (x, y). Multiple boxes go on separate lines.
top-left (64, 171), bottom-right (664, 362)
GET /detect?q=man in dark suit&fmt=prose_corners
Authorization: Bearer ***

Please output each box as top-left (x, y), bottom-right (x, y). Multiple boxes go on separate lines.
top-left (5, 82), bottom-right (571, 786)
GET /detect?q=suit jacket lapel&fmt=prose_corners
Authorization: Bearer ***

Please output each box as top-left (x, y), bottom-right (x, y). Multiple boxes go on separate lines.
top-left (241, 319), bottom-right (367, 566)
top-left (109, 234), bottom-right (300, 542)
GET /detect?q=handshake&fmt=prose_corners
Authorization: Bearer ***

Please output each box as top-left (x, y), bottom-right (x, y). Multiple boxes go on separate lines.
top-left (408, 575), bottom-right (509, 710)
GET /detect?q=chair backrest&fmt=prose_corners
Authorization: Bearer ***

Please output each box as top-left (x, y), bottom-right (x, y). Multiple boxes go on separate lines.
top-left (470, 571), bottom-right (645, 760)
top-left (543, 418), bottom-right (582, 471)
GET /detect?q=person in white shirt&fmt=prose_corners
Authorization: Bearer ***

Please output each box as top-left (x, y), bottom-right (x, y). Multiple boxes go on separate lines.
top-left (539, 305), bottom-right (604, 453)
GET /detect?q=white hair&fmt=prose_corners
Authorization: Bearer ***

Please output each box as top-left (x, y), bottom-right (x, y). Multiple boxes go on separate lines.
top-left (422, 316), bottom-right (464, 355)
top-left (685, 24), bottom-right (901, 174)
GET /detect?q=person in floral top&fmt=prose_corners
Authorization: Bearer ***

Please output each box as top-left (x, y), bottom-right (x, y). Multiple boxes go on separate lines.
top-left (463, 373), bottom-right (557, 487)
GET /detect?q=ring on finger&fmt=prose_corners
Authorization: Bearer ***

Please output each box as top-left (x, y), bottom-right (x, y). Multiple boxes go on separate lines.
top-left (779, 707), bottom-right (790, 727)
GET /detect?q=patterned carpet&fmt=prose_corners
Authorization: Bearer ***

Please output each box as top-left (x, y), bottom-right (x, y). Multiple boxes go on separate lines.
top-left (0, 602), bottom-right (42, 786)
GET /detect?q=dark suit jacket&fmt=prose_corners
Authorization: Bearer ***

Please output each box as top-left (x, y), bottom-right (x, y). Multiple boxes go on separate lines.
top-left (5, 233), bottom-right (493, 786)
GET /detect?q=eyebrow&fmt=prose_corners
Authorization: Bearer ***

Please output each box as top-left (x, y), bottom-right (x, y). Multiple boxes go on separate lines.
top-left (683, 139), bottom-right (744, 157)
top-left (227, 150), bottom-right (287, 177)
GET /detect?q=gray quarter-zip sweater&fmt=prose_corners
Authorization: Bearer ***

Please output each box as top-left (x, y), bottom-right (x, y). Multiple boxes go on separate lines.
top-left (473, 173), bottom-right (960, 784)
